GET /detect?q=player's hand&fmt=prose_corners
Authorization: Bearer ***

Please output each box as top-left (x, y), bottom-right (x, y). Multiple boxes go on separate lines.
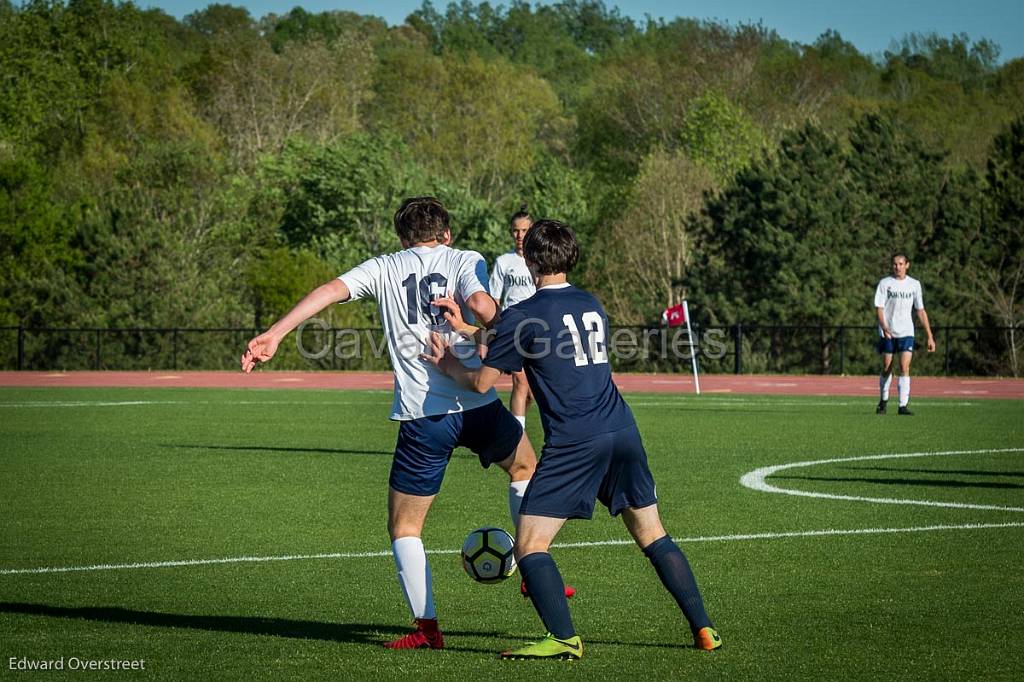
top-left (926, 336), bottom-right (936, 353)
top-left (883, 328), bottom-right (893, 339)
top-left (433, 297), bottom-right (468, 333)
top-left (241, 332), bottom-right (281, 373)
top-left (419, 331), bottom-right (449, 368)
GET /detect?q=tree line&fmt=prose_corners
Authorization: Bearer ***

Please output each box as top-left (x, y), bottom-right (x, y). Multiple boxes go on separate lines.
top-left (1, 0), bottom-right (1021, 372)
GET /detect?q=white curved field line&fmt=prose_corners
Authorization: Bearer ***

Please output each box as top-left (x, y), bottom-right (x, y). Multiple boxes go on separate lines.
top-left (740, 447), bottom-right (1024, 512)
top-left (3, 521), bottom-right (1023, 576)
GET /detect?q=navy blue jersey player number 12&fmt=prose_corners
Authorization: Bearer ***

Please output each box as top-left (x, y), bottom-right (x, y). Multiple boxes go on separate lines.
top-left (423, 218), bottom-right (722, 661)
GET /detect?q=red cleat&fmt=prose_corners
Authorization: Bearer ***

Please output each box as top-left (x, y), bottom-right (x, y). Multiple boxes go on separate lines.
top-left (521, 580), bottom-right (576, 599)
top-left (383, 618), bottom-right (444, 650)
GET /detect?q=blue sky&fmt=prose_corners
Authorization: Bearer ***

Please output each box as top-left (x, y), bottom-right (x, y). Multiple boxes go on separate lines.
top-left (140, 0), bottom-right (1024, 61)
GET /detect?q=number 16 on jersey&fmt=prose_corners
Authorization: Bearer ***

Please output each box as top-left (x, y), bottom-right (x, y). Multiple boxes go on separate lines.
top-left (402, 273), bottom-right (450, 327)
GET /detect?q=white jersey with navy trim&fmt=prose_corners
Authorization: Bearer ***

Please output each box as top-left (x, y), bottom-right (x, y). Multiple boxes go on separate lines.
top-left (339, 244), bottom-right (498, 421)
top-left (489, 251), bottom-right (536, 309)
top-left (874, 275), bottom-right (924, 338)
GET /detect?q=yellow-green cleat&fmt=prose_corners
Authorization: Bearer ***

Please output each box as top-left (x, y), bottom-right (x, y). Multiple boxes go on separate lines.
top-left (694, 626), bottom-right (723, 651)
top-left (500, 633), bottom-right (583, 660)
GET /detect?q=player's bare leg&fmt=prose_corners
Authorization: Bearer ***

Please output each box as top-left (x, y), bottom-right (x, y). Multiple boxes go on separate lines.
top-left (878, 352), bottom-right (894, 414)
top-left (495, 431), bottom-right (536, 529)
top-left (509, 370), bottom-right (532, 429)
top-left (502, 514), bottom-right (582, 660)
top-left (495, 431), bottom-right (536, 484)
top-left (385, 488), bottom-right (444, 650)
top-left (622, 504), bottom-right (720, 650)
top-left (897, 350), bottom-right (914, 415)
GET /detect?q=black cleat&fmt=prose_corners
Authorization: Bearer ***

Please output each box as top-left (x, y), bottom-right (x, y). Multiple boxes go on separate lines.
top-left (876, 400), bottom-right (887, 414)
top-left (898, 405), bottom-right (913, 416)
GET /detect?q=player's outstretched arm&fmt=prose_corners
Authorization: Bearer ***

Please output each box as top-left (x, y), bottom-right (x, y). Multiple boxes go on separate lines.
top-left (917, 308), bottom-right (936, 352)
top-left (421, 332), bottom-right (502, 393)
top-left (241, 279), bottom-right (351, 373)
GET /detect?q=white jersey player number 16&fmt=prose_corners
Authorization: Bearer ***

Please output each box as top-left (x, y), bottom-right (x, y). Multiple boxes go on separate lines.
top-left (402, 272), bottom-right (450, 328)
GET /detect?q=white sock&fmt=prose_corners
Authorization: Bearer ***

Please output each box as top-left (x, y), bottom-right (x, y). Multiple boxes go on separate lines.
top-left (880, 373), bottom-right (892, 401)
top-left (508, 479), bottom-right (530, 529)
top-left (391, 537), bottom-right (436, 620)
top-left (514, 415), bottom-right (526, 429)
top-left (898, 376), bottom-right (910, 407)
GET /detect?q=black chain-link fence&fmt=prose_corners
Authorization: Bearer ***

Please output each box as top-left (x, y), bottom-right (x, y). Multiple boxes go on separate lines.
top-left (1, 324), bottom-right (1020, 376)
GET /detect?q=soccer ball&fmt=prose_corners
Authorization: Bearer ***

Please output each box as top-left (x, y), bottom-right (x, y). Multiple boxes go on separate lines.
top-left (461, 526), bottom-right (517, 584)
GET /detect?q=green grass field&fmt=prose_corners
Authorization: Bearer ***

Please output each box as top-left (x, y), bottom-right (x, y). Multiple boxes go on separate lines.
top-left (2, 387), bottom-right (1023, 680)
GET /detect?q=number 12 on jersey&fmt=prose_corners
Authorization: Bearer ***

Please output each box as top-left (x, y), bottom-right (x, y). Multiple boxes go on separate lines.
top-left (562, 312), bottom-right (608, 366)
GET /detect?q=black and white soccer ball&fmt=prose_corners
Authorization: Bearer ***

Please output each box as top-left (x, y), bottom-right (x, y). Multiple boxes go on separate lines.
top-left (461, 526), bottom-right (517, 584)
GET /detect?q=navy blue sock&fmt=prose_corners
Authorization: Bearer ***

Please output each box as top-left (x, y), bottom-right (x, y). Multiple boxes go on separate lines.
top-left (518, 552), bottom-right (575, 639)
top-left (643, 535), bottom-right (712, 635)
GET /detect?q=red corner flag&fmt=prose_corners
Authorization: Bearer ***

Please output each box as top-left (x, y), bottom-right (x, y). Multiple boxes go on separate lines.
top-left (662, 300), bottom-right (700, 395)
top-left (662, 303), bottom-right (686, 328)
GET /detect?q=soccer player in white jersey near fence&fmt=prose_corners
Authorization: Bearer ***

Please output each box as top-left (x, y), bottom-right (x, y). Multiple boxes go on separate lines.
top-left (240, 197), bottom-right (537, 650)
top-left (489, 206), bottom-right (537, 431)
top-left (874, 253), bottom-right (936, 415)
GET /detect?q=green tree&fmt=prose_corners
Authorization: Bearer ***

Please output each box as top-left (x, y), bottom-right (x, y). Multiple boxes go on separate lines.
top-left (972, 117), bottom-right (1024, 375)
top-left (679, 91), bottom-right (765, 184)
top-left (845, 113), bottom-right (947, 253)
top-left (0, 153), bottom-right (80, 327)
top-left (3, 0), bottom-right (189, 156)
top-left (263, 7), bottom-right (387, 52)
top-left (689, 123), bottom-right (861, 328)
top-left (191, 31), bottom-right (376, 165)
top-left (260, 134), bottom-right (417, 264)
top-left (598, 148), bottom-right (717, 325)
top-left (575, 19), bottom-right (773, 178)
top-left (371, 48), bottom-right (566, 202)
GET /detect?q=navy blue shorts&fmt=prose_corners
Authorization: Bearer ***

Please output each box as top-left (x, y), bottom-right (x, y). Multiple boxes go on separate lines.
top-left (520, 424), bottom-right (657, 520)
top-left (877, 336), bottom-right (914, 354)
top-left (389, 399), bottom-right (523, 496)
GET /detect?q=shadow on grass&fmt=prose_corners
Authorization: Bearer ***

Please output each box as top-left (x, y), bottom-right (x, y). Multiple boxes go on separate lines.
top-left (771, 475), bottom-right (1024, 490)
top-left (161, 444), bottom-right (392, 456)
top-left (845, 466), bottom-right (1024, 478)
top-left (0, 602), bottom-right (695, 652)
top-left (0, 602), bottom-right (492, 653)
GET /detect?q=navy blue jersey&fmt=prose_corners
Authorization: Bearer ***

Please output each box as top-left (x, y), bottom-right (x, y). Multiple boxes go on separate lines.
top-left (483, 284), bottom-right (635, 445)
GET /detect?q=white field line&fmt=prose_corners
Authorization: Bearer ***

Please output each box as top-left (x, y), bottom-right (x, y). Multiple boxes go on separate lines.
top-left (2, 521), bottom-right (1022, 576)
top-left (0, 398), bottom-right (978, 408)
top-left (629, 399), bottom-right (977, 407)
top-left (740, 448), bottom-right (1024, 512)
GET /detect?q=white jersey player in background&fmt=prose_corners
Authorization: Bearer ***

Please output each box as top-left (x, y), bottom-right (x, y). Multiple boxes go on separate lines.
top-left (489, 206), bottom-right (537, 429)
top-left (873, 253), bottom-right (936, 415)
top-left (241, 197), bottom-right (536, 650)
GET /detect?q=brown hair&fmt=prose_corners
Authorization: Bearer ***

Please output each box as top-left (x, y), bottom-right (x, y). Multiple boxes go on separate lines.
top-left (394, 197), bottom-right (450, 245)
top-left (509, 203), bottom-right (532, 230)
top-left (522, 219), bottom-right (579, 275)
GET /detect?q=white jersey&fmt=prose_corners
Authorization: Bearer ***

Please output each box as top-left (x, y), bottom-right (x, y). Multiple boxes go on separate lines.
top-left (339, 245), bottom-right (498, 421)
top-left (489, 251), bottom-right (536, 309)
top-left (874, 275), bottom-right (924, 338)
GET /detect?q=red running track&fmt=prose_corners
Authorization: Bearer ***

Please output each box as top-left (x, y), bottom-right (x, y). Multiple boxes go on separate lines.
top-left (1, 371), bottom-right (1022, 399)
